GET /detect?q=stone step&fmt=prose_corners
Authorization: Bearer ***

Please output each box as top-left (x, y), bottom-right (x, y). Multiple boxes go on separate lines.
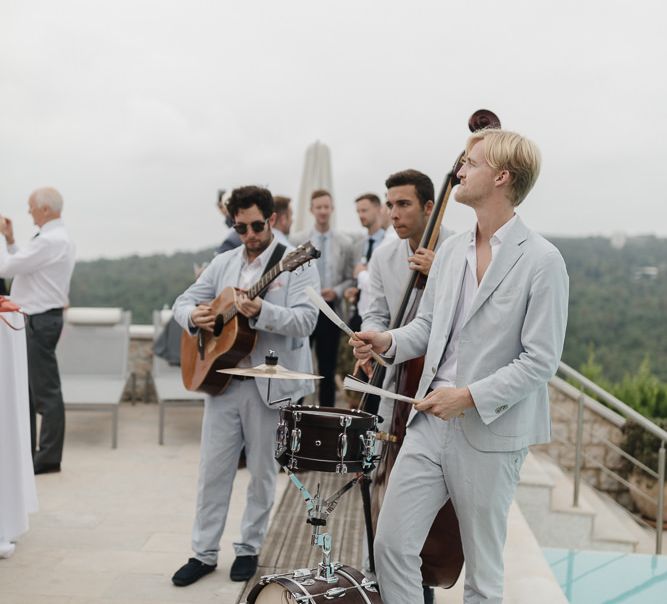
top-left (435, 502), bottom-right (568, 604)
top-left (535, 453), bottom-right (640, 553)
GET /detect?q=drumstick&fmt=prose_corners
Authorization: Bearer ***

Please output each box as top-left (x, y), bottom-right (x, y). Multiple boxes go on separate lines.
top-left (305, 286), bottom-right (388, 367)
top-left (343, 374), bottom-right (418, 405)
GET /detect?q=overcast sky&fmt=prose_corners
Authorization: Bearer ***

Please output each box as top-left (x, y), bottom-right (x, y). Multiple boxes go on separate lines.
top-left (1, 1), bottom-right (665, 260)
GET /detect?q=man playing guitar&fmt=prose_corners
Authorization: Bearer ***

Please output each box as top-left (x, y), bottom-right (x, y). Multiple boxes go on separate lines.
top-left (171, 186), bottom-right (319, 587)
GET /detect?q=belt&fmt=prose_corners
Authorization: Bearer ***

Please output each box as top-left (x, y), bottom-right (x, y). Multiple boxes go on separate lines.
top-left (231, 375), bottom-right (254, 382)
top-left (31, 308), bottom-right (64, 317)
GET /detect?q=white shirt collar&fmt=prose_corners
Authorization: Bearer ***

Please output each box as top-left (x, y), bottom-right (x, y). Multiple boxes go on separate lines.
top-left (468, 213), bottom-right (518, 246)
top-left (40, 218), bottom-right (64, 233)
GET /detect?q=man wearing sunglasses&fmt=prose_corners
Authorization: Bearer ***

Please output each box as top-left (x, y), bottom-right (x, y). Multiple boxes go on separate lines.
top-left (171, 186), bottom-right (320, 588)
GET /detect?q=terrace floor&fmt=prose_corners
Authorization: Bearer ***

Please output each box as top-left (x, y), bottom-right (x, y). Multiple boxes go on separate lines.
top-left (1, 401), bottom-right (568, 603)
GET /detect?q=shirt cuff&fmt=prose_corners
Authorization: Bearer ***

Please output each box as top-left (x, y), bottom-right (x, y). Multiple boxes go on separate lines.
top-left (385, 332), bottom-right (397, 357)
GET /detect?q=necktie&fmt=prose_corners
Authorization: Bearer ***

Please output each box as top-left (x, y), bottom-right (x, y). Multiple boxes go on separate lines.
top-left (318, 233), bottom-right (327, 287)
top-left (365, 237), bottom-right (375, 262)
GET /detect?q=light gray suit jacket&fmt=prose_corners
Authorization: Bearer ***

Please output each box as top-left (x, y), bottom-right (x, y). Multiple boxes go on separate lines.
top-left (290, 228), bottom-right (354, 311)
top-left (390, 216), bottom-right (569, 452)
top-left (172, 237), bottom-right (320, 406)
top-left (362, 226), bottom-right (451, 418)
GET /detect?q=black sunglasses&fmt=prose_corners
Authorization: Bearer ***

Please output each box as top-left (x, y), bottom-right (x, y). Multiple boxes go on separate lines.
top-left (232, 219), bottom-right (268, 235)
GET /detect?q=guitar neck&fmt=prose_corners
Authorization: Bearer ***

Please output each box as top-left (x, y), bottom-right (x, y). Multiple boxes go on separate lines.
top-left (222, 262), bottom-right (283, 323)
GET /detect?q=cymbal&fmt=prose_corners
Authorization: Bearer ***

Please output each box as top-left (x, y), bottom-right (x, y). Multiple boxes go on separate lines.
top-left (218, 363), bottom-right (323, 381)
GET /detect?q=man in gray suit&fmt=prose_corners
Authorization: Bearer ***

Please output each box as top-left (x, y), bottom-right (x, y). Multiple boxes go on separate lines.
top-left (291, 190), bottom-right (354, 406)
top-left (171, 186), bottom-right (319, 587)
top-left (352, 130), bottom-right (569, 603)
top-left (362, 170), bottom-right (450, 429)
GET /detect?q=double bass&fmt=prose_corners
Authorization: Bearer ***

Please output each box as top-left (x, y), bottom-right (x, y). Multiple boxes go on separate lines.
top-left (359, 109), bottom-right (502, 588)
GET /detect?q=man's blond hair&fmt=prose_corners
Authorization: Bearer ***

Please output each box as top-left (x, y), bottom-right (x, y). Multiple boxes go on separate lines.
top-left (465, 129), bottom-right (541, 206)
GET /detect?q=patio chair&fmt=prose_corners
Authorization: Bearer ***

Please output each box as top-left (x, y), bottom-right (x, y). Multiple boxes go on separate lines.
top-left (56, 307), bottom-right (131, 449)
top-left (152, 310), bottom-right (204, 445)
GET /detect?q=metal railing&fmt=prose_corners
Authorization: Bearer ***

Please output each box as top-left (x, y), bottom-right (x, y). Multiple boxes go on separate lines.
top-left (555, 361), bottom-right (666, 555)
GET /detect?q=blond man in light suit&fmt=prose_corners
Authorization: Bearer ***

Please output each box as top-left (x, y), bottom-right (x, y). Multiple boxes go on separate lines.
top-left (352, 130), bottom-right (569, 603)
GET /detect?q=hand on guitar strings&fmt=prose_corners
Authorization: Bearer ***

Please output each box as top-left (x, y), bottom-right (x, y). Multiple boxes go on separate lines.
top-left (190, 304), bottom-right (216, 332)
top-left (414, 386), bottom-right (475, 420)
top-left (234, 288), bottom-right (262, 318)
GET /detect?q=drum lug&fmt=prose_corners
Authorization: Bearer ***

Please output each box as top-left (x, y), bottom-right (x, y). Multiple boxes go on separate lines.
top-left (337, 433), bottom-right (348, 459)
top-left (335, 463), bottom-right (348, 474)
top-left (288, 456), bottom-right (299, 470)
top-left (339, 415), bottom-right (352, 428)
top-left (323, 586), bottom-right (346, 599)
top-left (275, 421), bottom-right (288, 447)
top-left (291, 428), bottom-right (302, 453)
top-left (361, 578), bottom-right (379, 592)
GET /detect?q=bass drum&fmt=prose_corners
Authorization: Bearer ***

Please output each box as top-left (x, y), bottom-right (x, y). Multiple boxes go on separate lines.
top-left (245, 565), bottom-right (383, 603)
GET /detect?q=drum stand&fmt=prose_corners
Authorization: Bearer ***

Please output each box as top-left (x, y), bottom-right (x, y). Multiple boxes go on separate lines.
top-left (287, 470), bottom-right (369, 585)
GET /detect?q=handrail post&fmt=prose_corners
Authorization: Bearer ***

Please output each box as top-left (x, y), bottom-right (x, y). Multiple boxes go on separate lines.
top-left (656, 443), bottom-right (665, 555)
top-left (573, 389), bottom-right (585, 507)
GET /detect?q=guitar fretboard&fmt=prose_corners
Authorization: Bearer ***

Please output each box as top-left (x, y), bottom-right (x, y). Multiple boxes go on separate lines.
top-left (221, 262), bottom-right (283, 324)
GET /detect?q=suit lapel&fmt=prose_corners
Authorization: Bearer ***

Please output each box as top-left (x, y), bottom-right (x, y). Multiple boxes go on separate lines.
top-left (463, 217), bottom-right (528, 327)
top-left (429, 239), bottom-right (467, 361)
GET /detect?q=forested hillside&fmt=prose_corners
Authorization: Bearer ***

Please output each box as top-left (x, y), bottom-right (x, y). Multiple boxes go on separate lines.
top-left (69, 248), bottom-right (215, 325)
top-left (67, 236), bottom-right (667, 383)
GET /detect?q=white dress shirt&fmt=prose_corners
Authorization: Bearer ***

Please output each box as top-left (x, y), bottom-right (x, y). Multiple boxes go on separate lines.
top-left (385, 215), bottom-right (518, 391)
top-left (238, 236), bottom-right (281, 290)
top-left (356, 228), bottom-right (386, 317)
top-left (431, 215), bottom-right (518, 390)
top-left (0, 218), bottom-right (76, 315)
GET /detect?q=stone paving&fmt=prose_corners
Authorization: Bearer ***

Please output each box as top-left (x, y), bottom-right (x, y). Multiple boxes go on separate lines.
top-left (0, 403), bottom-right (287, 604)
top-left (1, 400), bottom-right (571, 604)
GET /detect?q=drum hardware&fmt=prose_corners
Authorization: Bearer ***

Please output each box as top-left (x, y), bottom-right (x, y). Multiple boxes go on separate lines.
top-left (243, 405), bottom-right (384, 602)
top-left (268, 396), bottom-right (292, 407)
top-left (242, 564), bottom-right (381, 603)
top-left (291, 428), bottom-right (302, 453)
top-left (288, 471), bottom-right (367, 584)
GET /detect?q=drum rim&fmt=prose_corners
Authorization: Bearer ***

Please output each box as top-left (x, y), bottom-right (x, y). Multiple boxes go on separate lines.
top-left (283, 406), bottom-right (376, 420)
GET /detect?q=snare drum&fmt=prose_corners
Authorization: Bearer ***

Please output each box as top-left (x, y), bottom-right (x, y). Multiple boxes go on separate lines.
top-left (275, 406), bottom-right (378, 473)
top-left (244, 565), bottom-right (382, 603)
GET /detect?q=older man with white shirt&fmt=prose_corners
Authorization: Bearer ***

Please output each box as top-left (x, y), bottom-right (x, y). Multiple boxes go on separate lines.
top-left (352, 130), bottom-right (569, 603)
top-left (0, 187), bottom-right (76, 475)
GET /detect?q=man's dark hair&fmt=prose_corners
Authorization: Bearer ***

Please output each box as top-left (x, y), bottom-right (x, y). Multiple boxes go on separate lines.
top-left (355, 193), bottom-right (381, 206)
top-left (310, 189), bottom-right (332, 201)
top-left (273, 195), bottom-right (291, 217)
top-left (227, 186), bottom-right (274, 219)
top-left (385, 169), bottom-right (434, 207)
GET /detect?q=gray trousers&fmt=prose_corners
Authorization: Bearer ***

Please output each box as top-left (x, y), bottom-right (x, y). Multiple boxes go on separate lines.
top-left (192, 379), bottom-right (280, 565)
top-left (27, 311), bottom-right (65, 466)
top-left (375, 414), bottom-right (527, 604)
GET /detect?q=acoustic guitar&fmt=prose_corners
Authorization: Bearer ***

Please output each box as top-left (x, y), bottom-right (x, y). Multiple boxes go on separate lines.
top-left (181, 242), bottom-right (320, 395)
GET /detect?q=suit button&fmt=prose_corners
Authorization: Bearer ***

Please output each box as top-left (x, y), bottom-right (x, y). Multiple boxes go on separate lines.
top-left (431, 366), bottom-right (437, 374)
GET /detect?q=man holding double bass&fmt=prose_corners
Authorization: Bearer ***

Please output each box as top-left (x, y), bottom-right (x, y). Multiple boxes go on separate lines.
top-left (352, 129), bottom-right (569, 603)
top-left (360, 169), bottom-right (451, 604)
top-left (171, 186), bottom-right (319, 587)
